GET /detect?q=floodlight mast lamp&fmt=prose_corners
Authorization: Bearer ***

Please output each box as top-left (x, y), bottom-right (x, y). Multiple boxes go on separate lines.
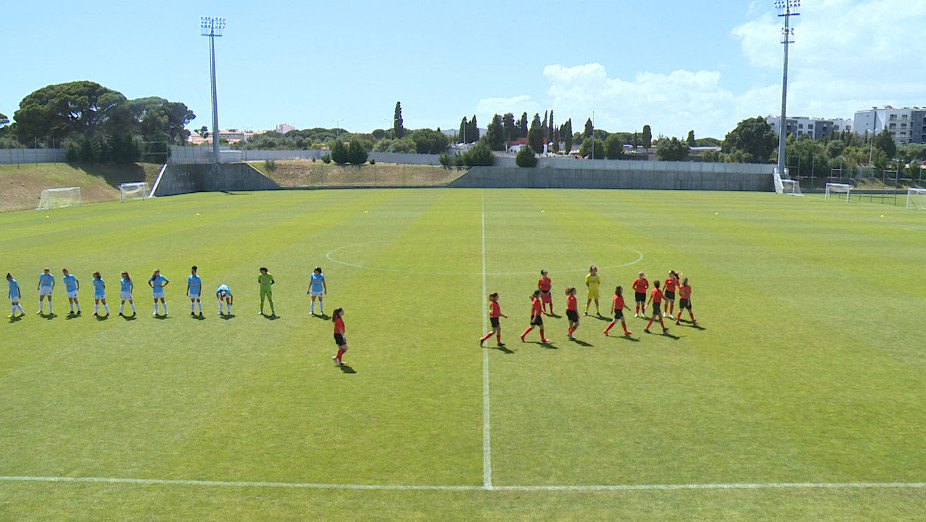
top-left (201, 17), bottom-right (225, 164)
top-left (776, 0), bottom-right (799, 178)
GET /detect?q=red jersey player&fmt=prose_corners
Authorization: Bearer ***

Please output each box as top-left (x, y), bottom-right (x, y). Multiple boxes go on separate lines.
top-left (644, 280), bottom-right (668, 333)
top-left (676, 277), bottom-right (696, 326)
top-left (538, 269), bottom-right (553, 314)
top-left (632, 271), bottom-right (649, 317)
top-left (480, 292), bottom-right (508, 347)
top-left (564, 287), bottom-right (579, 339)
top-left (520, 290), bottom-right (549, 343)
top-left (332, 307), bottom-right (349, 365)
top-left (662, 270), bottom-right (679, 319)
top-left (603, 285), bottom-right (633, 336)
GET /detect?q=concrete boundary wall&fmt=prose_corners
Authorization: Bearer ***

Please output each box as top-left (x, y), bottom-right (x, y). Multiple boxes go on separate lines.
top-left (151, 163), bottom-right (280, 197)
top-left (0, 148), bottom-right (66, 164)
top-left (449, 164), bottom-right (774, 191)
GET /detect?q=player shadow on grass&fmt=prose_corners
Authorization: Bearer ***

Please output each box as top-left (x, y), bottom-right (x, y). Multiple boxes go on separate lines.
top-left (491, 344), bottom-right (515, 354)
top-left (153, 314), bottom-right (170, 320)
top-left (40, 313), bottom-right (57, 320)
top-left (119, 313), bottom-right (137, 321)
top-left (219, 314), bottom-right (235, 320)
top-left (261, 314), bottom-right (280, 320)
top-left (8, 315), bottom-right (24, 323)
top-left (94, 314), bottom-right (108, 321)
top-left (569, 338), bottom-right (594, 347)
top-left (545, 313), bottom-right (562, 319)
top-left (65, 312), bottom-right (80, 320)
top-left (190, 314), bottom-right (206, 321)
top-left (338, 364), bottom-right (356, 374)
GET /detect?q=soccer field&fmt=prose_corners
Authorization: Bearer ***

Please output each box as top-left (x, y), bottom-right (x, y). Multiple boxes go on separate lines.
top-left (1, 188), bottom-right (924, 519)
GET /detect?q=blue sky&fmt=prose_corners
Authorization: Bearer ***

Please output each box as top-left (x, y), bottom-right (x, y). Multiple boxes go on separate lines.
top-left (2, 0), bottom-right (924, 139)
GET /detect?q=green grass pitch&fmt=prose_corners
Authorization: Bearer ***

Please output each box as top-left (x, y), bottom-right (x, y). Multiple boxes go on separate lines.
top-left (1, 188), bottom-right (924, 519)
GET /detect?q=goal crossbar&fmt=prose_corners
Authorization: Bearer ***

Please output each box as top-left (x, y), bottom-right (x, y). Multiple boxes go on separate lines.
top-left (825, 183), bottom-right (852, 202)
top-left (906, 187), bottom-right (926, 210)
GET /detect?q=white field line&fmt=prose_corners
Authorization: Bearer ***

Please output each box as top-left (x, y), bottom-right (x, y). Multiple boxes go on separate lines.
top-left (1, 476), bottom-right (923, 492)
top-left (481, 190), bottom-right (493, 490)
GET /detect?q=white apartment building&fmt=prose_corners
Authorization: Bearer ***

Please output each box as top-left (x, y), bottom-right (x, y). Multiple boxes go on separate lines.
top-left (853, 106), bottom-right (926, 144)
top-left (766, 115), bottom-right (852, 139)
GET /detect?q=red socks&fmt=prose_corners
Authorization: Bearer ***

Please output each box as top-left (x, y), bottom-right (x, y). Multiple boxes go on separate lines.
top-left (480, 332), bottom-right (493, 343)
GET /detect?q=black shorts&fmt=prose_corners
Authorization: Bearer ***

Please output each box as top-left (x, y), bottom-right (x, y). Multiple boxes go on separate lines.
top-left (635, 292), bottom-right (646, 303)
top-left (651, 302), bottom-right (662, 316)
top-left (613, 310), bottom-right (624, 320)
top-left (334, 333), bottom-right (346, 347)
top-left (679, 298), bottom-right (691, 310)
top-left (530, 315), bottom-right (543, 326)
top-left (566, 310), bottom-right (579, 322)
top-left (664, 290), bottom-right (675, 300)
top-left (490, 317), bottom-right (500, 327)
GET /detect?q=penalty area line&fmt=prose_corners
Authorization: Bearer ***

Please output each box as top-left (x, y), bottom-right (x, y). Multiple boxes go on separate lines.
top-left (1, 476), bottom-right (923, 492)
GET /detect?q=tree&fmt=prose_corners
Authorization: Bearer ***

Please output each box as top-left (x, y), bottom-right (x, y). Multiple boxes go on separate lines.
top-left (548, 110), bottom-right (554, 143)
top-left (469, 115), bottom-right (479, 143)
top-left (348, 140), bottom-right (368, 165)
top-left (409, 128), bottom-right (450, 154)
top-left (686, 130), bottom-right (696, 146)
top-left (485, 114), bottom-right (506, 151)
top-left (502, 113), bottom-right (516, 144)
top-left (873, 128), bottom-right (897, 160)
top-left (515, 144), bottom-right (538, 167)
top-left (541, 110), bottom-right (549, 142)
top-left (463, 140), bottom-right (494, 166)
top-left (518, 112), bottom-right (529, 138)
top-left (580, 138), bottom-right (605, 159)
top-left (722, 116), bottom-right (778, 163)
top-left (655, 137), bottom-right (690, 161)
top-left (459, 117), bottom-right (469, 144)
top-left (642, 125), bottom-right (653, 148)
top-left (562, 119), bottom-right (573, 154)
top-left (393, 101), bottom-right (405, 139)
top-left (330, 140), bottom-right (349, 164)
top-left (605, 134), bottom-right (625, 159)
top-left (15, 81), bottom-right (127, 143)
top-left (129, 97), bottom-right (195, 145)
top-left (528, 126), bottom-right (544, 154)
top-left (584, 118), bottom-right (594, 139)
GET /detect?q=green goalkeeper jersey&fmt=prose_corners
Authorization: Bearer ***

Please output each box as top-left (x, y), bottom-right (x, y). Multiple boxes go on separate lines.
top-left (258, 273), bottom-right (274, 289)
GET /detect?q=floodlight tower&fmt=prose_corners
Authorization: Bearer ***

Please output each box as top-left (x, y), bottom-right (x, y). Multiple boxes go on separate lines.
top-left (201, 17), bottom-right (225, 164)
top-left (775, 1), bottom-right (800, 178)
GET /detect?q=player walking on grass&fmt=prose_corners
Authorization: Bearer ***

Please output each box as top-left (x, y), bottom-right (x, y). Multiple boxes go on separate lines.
top-left (644, 279), bottom-right (668, 334)
top-left (520, 289), bottom-right (549, 343)
top-left (91, 271), bottom-right (109, 317)
top-left (149, 269), bottom-right (169, 316)
top-left (37, 267), bottom-right (55, 316)
top-left (663, 270), bottom-right (679, 319)
top-left (584, 265), bottom-right (601, 316)
top-left (332, 307), bottom-right (348, 365)
top-left (538, 269), bottom-right (553, 314)
top-left (216, 284), bottom-right (233, 315)
top-left (119, 271), bottom-right (135, 317)
top-left (632, 271), bottom-right (649, 317)
top-left (62, 268), bottom-right (81, 315)
top-left (7, 273), bottom-right (24, 318)
top-left (307, 266), bottom-right (326, 315)
top-left (675, 277), bottom-right (696, 326)
top-left (603, 286), bottom-right (633, 336)
top-left (258, 267), bottom-right (275, 317)
top-left (480, 292), bottom-right (508, 346)
top-left (187, 266), bottom-right (203, 317)
top-left (565, 287), bottom-right (580, 339)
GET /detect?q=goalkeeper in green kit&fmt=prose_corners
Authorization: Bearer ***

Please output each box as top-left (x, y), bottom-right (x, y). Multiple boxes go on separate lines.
top-left (257, 267), bottom-right (275, 317)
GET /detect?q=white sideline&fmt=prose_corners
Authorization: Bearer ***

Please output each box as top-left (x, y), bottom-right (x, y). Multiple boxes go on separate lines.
top-left (1, 476), bottom-right (923, 492)
top-left (481, 190), bottom-right (493, 489)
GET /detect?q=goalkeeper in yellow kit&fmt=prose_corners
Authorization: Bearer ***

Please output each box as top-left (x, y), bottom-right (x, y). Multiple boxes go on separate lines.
top-left (258, 267), bottom-right (275, 317)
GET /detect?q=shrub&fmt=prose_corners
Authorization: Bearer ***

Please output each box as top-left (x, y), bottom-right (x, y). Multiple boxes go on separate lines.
top-left (515, 145), bottom-right (538, 168)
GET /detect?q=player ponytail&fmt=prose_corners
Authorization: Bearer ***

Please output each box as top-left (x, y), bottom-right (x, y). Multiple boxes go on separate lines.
top-left (332, 307), bottom-right (344, 321)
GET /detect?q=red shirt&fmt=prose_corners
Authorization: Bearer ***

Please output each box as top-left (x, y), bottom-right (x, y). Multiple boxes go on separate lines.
top-left (650, 287), bottom-right (663, 303)
top-left (334, 316), bottom-right (345, 335)
top-left (531, 297), bottom-right (542, 316)
top-left (566, 295), bottom-right (577, 311)
top-left (633, 278), bottom-right (649, 294)
top-left (612, 294), bottom-right (625, 311)
top-left (663, 277), bottom-right (678, 292)
top-left (538, 277), bottom-right (552, 292)
top-left (678, 284), bottom-right (691, 300)
top-left (489, 301), bottom-right (501, 318)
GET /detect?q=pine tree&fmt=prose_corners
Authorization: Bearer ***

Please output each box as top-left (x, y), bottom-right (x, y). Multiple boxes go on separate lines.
top-left (394, 102), bottom-right (405, 139)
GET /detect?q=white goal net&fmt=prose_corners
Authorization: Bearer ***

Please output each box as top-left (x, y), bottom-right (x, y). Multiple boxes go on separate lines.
top-left (37, 187), bottom-right (81, 210)
top-left (825, 183), bottom-right (852, 202)
top-left (906, 187), bottom-right (926, 210)
top-left (773, 168), bottom-right (802, 196)
top-left (120, 182), bottom-right (150, 202)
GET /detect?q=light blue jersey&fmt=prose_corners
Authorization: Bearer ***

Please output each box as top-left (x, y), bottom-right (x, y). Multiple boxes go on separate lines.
top-left (92, 278), bottom-right (105, 298)
top-left (38, 272), bottom-right (55, 288)
top-left (8, 279), bottom-right (20, 299)
top-left (149, 274), bottom-right (168, 290)
top-left (216, 284), bottom-right (231, 297)
top-left (187, 274), bottom-right (202, 295)
top-left (120, 278), bottom-right (133, 293)
top-left (310, 272), bottom-right (325, 293)
top-left (63, 274), bottom-right (79, 293)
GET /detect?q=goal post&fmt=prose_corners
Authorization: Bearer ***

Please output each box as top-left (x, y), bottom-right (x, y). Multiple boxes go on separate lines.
top-left (825, 182), bottom-right (852, 202)
top-left (37, 187), bottom-right (81, 210)
top-left (906, 187), bottom-right (926, 210)
top-left (120, 181), bottom-right (150, 202)
top-left (773, 168), bottom-right (802, 196)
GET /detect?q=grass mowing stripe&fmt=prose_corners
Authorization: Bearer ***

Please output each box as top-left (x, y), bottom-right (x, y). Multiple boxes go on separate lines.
top-left (481, 190), bottom-right (492, 490)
